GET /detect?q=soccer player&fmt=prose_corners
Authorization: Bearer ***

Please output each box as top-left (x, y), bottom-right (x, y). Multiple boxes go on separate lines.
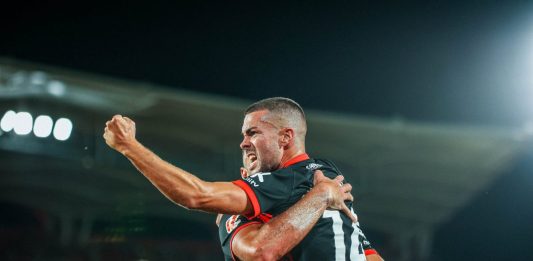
top-left (104, 97), bottom-right (381, 260)
top-left (217, 154), bottom-right (382, 260)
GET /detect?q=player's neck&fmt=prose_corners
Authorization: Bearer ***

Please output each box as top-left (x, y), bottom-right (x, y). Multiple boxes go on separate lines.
top-left (279, 147), bottom-right (307, 169)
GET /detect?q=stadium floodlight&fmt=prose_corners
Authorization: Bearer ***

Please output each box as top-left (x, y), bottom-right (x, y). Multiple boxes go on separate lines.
top-left (33, 115), bottom-right (54, 138)
top-left (30, 71), bottom-right (47, 85)
top-left (1, 110), bottom-right (16, 132)
top-left (47, 80), bottom-right (66, 97)
top-left (53, 118), bottom-right (73, 141)
top-left (13, 112), bottom-right (33, 135)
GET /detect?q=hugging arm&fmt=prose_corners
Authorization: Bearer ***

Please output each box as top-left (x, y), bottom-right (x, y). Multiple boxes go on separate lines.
top-left (231, 171), bottom-right (355, 261)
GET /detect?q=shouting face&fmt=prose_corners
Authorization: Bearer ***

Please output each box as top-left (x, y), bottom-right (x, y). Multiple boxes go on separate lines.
top-left (240, 110), bottom-right (283, 174)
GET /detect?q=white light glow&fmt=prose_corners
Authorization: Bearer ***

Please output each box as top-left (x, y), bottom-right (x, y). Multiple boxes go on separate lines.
top-left (0, 110), bottom-right (16, 132)
top-left (53, 118), bottom-right (73, 141)
top-left (33, 115), bottom-right (54, 138)
top-left (47, 80), bottom-right (66, 97)
top-left (13, 112), bottom-right (33, 135)
top-left (30, 71), bottom-right (47, 85)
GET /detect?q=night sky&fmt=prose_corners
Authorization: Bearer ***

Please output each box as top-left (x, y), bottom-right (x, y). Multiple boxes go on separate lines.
top-left (4, 1), bottom-right (533, 126)
top-left (3, 1), bottom-right (533, 259)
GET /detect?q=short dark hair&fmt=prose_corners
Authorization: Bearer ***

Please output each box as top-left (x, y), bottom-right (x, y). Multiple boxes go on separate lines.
top-left (246, 97), bottom-right (307, 144)
top-left (245, 97), bottom-right (306, 121)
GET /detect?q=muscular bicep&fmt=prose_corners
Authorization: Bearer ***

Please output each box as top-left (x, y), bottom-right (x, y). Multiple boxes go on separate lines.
top-left (231, 223), bottom-right (263, 261)
top-left (194, 181), bottom-right (253, 215)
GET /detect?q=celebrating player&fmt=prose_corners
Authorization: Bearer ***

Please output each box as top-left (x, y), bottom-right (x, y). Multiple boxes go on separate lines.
top-left (104, 97), bottom-right (382, 260)
top-left (216, 151), bottom-right (382, 260)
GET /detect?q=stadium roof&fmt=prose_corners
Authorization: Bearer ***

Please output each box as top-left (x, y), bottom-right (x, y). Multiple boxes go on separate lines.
top-left (1, 57), bottom-right (530, 246)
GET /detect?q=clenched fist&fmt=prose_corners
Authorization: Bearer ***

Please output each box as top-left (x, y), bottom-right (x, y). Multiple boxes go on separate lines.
top-left (103, 115), bottom-right (137, 154)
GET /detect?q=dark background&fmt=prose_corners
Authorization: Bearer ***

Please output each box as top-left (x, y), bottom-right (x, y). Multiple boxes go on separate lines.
top-left (2, 1), bottom-right (533, 259)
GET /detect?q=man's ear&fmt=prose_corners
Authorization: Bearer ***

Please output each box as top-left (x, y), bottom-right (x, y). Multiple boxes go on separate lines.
top-left (279, 128), bottom-right (294, 147)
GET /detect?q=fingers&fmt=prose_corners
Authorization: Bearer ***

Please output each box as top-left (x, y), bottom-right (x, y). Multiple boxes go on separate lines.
top-left (313, 171), bottom-right (357, 223)
top-left (314, 171), bottom-right (345, 188)
top-left (343, 191), bottom-right (354, 202)
top-left (313, 170), bottom-right (326, 185)
top-left (115, 116), bottom-right (130, 128)
top-left (123, 116), bottom-right (135, 125)
top-left (105, 115), bottom-right (135, 129)
top-left (333, 174), bottom-right (344, 184)
top-left (108, 115), bottom-right (127, 124)
top-left (339, 181), bottom-right (354, 201)
top-left (341, 204), bottom-right (358, 223)
top-left (314, 170), bottom-right (324, 178)
top-left (105, 115), bottom-right (121, 128)
top-left (103, 115), bottom-right (133, 141)
top-left (340, 182), bottom-right (352, 194)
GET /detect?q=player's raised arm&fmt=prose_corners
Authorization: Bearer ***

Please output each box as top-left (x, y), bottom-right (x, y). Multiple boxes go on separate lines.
top-left (103, 115), bottom-right (253, 215)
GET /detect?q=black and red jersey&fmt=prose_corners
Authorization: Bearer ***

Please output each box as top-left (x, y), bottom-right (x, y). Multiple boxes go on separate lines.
top-left (218, 154), bottom-right (378, 260)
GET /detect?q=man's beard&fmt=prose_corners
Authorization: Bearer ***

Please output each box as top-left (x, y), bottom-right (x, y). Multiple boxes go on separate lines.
top-left (256, 159), bottom-right (280, 173)
top-left (245, 159), bottom-right (278, 175)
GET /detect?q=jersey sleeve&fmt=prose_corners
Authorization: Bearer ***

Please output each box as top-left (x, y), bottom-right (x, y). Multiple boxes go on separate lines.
top-left (315, 158), bottom-right (344, 179)
top-left (218, 214), bottom-right (262, 261)
top-left (232, 169), bottom-right (294, 218)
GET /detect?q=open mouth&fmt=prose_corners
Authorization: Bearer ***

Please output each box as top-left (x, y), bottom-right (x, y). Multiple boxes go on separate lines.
top-left (247, 153), bottom-right (258, 169)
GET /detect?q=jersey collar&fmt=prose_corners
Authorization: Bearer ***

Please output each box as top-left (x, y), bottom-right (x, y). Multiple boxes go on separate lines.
top-left (281, 153), bottom-right (310, 168)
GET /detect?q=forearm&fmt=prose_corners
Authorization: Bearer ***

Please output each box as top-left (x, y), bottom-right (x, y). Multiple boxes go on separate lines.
top-left (122, 140), bottom-right (200, 205)
top-left (233, 183), bottom-right (331, 260)
top-left (122, 140), bottom-right (249, 214)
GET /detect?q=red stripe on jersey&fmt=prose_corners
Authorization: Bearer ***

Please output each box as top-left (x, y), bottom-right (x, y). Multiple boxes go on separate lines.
top-left (229, 221), bottom-right (262, 261)
top-left (232, 180), bottom-right (261, 218)
top-left (257, 213), bottom-right (272, 223)
top-left (281, 153), bottom-right (310, 168)
top-left (364, 249), bottom-right (378, 256)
